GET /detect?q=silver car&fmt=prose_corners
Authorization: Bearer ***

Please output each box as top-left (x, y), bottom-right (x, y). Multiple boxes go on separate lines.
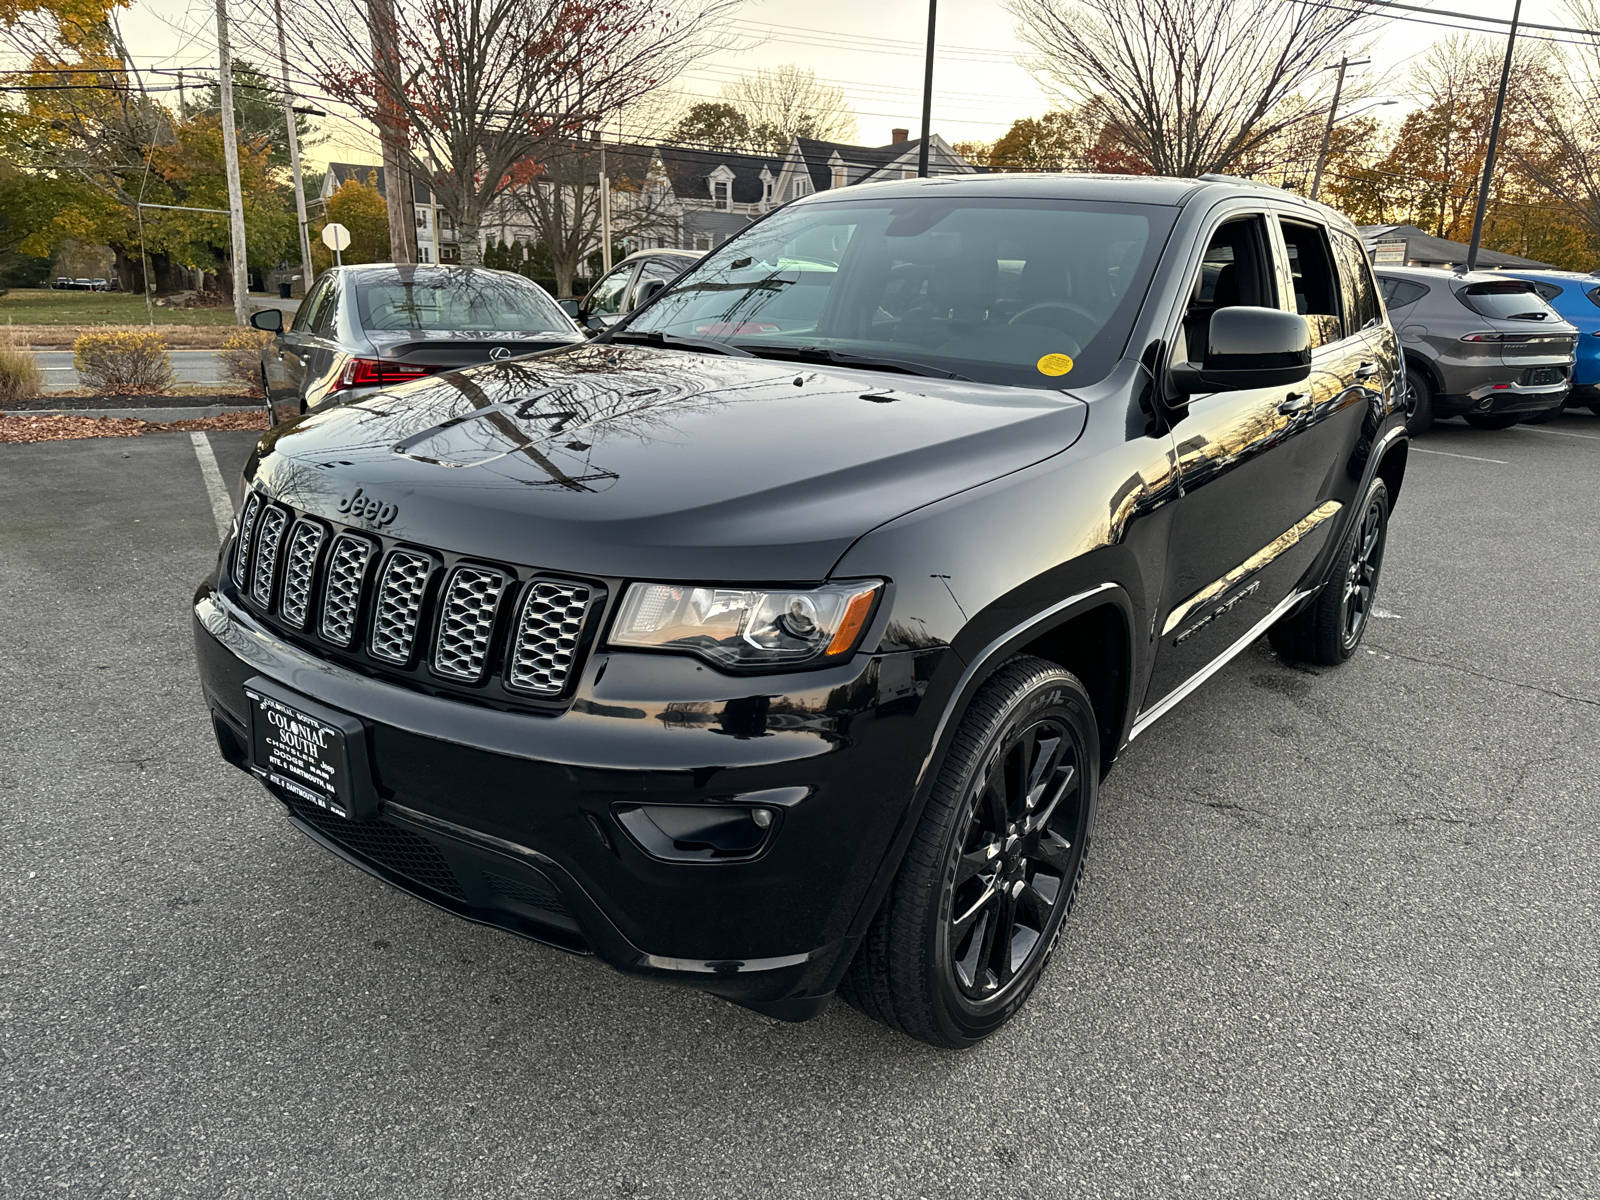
top-left (251, 264), bottom-right (585, 413)
top-left (1376, 265), bottom-right (1578, 432)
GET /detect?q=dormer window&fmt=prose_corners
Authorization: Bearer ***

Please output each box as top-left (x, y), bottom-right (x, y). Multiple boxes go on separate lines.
top-left (831, 166), bottom-right (846, 189)
top-left (712, 180), bottom-right (730, 211)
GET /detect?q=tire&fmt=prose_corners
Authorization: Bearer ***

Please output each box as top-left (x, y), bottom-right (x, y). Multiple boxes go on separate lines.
top-left (840, 656), bottom-right (1097, 1048)
top-left (1268, 477), bottom-right (1390, 666)
top-left (1402, 364), bottom-right (1434, 435)
top-left (1587, 404), bottom-right (1600, 417)
top-left (1463, 413), bottom-right (1522, 430)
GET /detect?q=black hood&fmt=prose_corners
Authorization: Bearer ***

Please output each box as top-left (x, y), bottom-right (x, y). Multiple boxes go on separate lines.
top-left (248, 343), bottom-right (1088, 581)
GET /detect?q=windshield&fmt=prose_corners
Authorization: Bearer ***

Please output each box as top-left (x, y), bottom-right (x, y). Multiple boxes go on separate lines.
top-left (620, 196), bottom-right (1174, 388)
top-left (1458, 281), bottom-right (1557, 322)
top-left (354, 269), bottom-right (571, 333)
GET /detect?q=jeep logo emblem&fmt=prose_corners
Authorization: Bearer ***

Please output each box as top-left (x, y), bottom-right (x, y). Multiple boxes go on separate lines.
top-left (336, 487), bottom-right (398, 525)
top-left (489, 346), bottom-right (511, 361)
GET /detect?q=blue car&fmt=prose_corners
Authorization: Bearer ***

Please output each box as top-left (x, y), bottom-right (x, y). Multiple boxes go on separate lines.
top-left (1496, 269), bottom-right (1600, 414)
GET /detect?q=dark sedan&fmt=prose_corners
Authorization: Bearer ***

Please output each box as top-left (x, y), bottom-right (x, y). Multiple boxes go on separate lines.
top-left (251, 264), bottom-right (585, 413)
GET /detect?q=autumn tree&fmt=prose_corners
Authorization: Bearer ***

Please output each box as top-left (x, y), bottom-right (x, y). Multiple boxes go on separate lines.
top-left (669, 101), bottom-right (752, 151)
top-left (181, 59), bottom-right (319, 172)
top-left (310, 172), bottom-right (389, 269)
top-left (1514, 1), bottom-right (1600, 258)
top-left (264, 0), bottom-right (735, 266)
top-left (1008, 0), bottom-right (1373, 176)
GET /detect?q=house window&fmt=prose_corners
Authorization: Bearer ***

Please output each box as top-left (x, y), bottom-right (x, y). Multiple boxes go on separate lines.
top-left (790, 176), bottom-right (812, 201)
top-left (902, 169), bottom-right (917, 180)
top-left (419, 246), bottom-right (431, 263)
top-left (693, 233), bottom-right (713, 252)
top-left (415, 211), bottom-right (428, 229)
top-left (832, 166), bottom-right (845, 190)
top-left (712, 180), bottom-right (730, 211)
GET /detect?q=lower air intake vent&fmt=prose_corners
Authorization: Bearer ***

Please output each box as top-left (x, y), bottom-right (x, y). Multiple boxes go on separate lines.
top-left (370, 551), bottom-right (434, 664)
top-left (283, 795), bottom-right (465, 900)
top-left (506, 580), bottom-right (593, 695)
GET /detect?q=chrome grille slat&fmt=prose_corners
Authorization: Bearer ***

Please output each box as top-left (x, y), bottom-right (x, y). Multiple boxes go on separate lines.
top-left (251, 506), bottom-right (289, 607)
top-left (433, 566), bottom-right (507, 681)
top-left (278, 520), bottom-right (327, 629)
top-left (369, 550), bottom-right (434, 664)
top-left (232, 492), bottom-right (263, 587)
top-left (319, 534), bottom-right (375, 647)
top-left (506, 580), bottom-right (592, 695)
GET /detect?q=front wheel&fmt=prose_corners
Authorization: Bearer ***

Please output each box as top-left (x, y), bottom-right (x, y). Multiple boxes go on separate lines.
top-left (1269, 477), bottom-right (1390, 666)
top-left (841, 657), bottom-right (1097, 1048)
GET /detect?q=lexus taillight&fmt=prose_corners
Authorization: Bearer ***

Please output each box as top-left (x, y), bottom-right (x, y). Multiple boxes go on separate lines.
top-left (1460, 332), bottom-right (1547, 343)
top-left (332, 358), bottom-right (437, 390)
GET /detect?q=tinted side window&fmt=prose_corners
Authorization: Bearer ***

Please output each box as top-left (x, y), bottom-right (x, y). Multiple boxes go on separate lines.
top-left (310, 279), bottom-right (340, 336)
top-left (1278, 220), bottom-right (1342, 348)
top-left (293, 276), bottom-right (333, 333)
top-left (1529, 281), bottom-right (1564, 302)
top-left (1379, 278), bottom-right (1428, 309)
top-left (585, 265), bottom-right (634, 317)
top-left (1177, 215), bottom-right (1276, 362)
top-left (1332, 230), bottom-right (1381, 334)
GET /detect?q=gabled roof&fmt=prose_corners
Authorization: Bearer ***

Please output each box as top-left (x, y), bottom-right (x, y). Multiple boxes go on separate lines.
top-left (655, 144), bottom-right (783, 205)
top-left (323, 162), bottom-right (432, 206)
top-left (1359, 224), bottom-right (1553, 270)
top-left (793, 136), bottom-right (922, 190)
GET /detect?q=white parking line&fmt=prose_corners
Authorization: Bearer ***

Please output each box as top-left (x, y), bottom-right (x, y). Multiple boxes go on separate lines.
top-left (189, 433), bottom-right (234, 540)
top-left (1513, 425), bottom-right (1600, 441)
top-left (1411, 447), bottom-right (1508, 464)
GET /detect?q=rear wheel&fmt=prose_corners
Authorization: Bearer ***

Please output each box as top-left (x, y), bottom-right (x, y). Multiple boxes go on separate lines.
top-left (1463, 413), bottom-right (1522, 430)
top-left (841, 657), bottom-right (1097, 1048)
top-left (1269, 477), bottom-right (1389, 666)
top-left (1403, 365), bottom-right (1434, 435)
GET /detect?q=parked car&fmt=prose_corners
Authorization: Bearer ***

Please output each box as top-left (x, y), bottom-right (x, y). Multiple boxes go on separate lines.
top-left (560, 248), bottom-right (701, 332)
top-left (1491, 268), bottom-right (1600, 416)
top-left (250, 264), bottom-right (585, 413)
top-left (89, 277), bottom-right (110, 291)
top-left (198, 175), bottom-right (1408, 1048)
top-left (71, 277), bottom-right (93, 290)
top-left (53, 277), bottom-right (70, 289)
top-left (1376, 265), bottom-right (1578, 431)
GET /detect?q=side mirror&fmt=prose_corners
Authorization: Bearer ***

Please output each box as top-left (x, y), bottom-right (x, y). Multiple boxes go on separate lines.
top-left (250, 308), bottom-right (284, 334)
top-left (1169, 306), bottom-right (1310, 395)
top-left (636, 278), bottom-right (667, 306)
top-left (557, 298), bottom-right (580, 317)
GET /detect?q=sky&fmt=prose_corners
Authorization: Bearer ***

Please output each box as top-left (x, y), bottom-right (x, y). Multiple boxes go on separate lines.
top-left (94, 0), bottom-right (1597, 170)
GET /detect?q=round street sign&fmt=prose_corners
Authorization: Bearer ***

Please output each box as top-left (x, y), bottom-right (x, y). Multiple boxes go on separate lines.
top-left (321, 223), bottom-right (352, 252)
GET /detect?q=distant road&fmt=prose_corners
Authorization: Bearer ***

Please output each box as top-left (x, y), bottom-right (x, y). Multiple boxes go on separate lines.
top-left (32, 349), bottom-right (231, 393)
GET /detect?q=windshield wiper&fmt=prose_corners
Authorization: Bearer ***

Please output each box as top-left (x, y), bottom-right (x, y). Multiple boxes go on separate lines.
top-left (745, 344), bottom-right (970, 381)
top-left (602, 329), bottom-right (754, 357)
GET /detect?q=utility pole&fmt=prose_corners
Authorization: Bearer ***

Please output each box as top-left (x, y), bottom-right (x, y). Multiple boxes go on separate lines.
top-left (917, 0), bottom-right (936, 177)
top-left (214, 0), bottom-right (249, 324)
top-left (1310, 56), bottom-right (1368, 202)
top-left (599, 138), bottom-right (611, 273)
top-left (369, 0), bottom-right (419, 263)
top-left (273, 0), bottom-right (315, 293)
top-left (176, 69), bottom-right (184, 117)
top-left (1467, 0), bottom-right (1523, 271)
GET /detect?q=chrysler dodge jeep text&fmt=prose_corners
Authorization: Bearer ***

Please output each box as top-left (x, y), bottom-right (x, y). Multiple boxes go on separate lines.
top-left (195, 174), bottom-right (1409, 1048)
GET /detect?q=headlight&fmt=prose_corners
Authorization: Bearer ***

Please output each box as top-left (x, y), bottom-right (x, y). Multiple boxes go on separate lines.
top-left (608, 580), bottom-right (883, 670)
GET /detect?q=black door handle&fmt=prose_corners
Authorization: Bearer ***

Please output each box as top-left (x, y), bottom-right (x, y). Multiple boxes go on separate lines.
top-left (1355, 361), bottom-right (1381, 379)
top-left (1278, 391), bottom-right (1312, 415)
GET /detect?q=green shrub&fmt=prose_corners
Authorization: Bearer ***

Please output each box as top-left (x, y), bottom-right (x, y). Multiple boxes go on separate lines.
top-left (0, 340), bottom-right (42, 405)
top-left (73, 330), bottom-right (174, 395)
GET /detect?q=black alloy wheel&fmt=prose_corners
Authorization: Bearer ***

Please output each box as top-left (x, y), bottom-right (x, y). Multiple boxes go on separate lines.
top-left (841, 657), bottom-right (1097, 1048)
top-left (1269, 477), bottom-right (1390, 666)
top-left (1403, 364), bottom-right (1434, 435)
top-left (1341, 491), bottom-right (1386, 651)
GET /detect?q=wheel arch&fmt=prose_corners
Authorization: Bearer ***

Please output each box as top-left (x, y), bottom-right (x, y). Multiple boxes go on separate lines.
top-left (1375, 437), bottom-right (1408, 511)
top-left (1402, 350), bottom-right (1444, 398)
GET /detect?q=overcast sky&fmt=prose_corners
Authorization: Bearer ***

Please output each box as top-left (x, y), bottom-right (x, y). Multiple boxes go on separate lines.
top-left (104, 0), bottom-right (1590, 169)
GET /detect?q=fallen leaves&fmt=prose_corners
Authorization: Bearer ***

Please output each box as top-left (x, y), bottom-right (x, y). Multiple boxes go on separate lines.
top-left (0, 409), bottom-right (269, 444)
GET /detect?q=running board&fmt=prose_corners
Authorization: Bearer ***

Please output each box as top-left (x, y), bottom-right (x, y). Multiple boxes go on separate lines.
top-left (1128, 587), bottom-right (1315, 741)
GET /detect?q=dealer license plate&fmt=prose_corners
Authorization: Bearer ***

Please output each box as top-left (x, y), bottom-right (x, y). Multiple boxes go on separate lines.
top-left (246, 686), bottom-right (358, 818)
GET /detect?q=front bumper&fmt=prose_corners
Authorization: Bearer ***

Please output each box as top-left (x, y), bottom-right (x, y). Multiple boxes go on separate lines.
top-left (194, 582), bottom-right (950, 1020)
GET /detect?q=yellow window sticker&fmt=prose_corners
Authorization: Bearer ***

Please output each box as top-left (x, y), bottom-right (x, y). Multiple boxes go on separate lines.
top-left (1036, 353), bottom-right (1074, 377)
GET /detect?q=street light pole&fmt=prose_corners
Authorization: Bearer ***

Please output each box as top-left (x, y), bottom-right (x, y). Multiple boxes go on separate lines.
top-left (213, 0), bottom-right (250, 324)
top-left (1466, 0), bottom-right (1523, 271)
top-left (917, 0), bottom-right (936, 177)
top-left (1310, 56), bottom-right (1368, 201)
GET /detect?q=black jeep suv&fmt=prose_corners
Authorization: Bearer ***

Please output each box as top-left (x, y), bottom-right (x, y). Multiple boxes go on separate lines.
top-left (195, 175), bottom-right (1408, 1048)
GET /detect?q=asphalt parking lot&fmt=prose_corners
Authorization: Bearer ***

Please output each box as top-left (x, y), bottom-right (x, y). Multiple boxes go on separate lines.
top-left (2, 413), bottom-right (1597, 1198)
